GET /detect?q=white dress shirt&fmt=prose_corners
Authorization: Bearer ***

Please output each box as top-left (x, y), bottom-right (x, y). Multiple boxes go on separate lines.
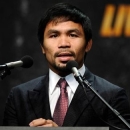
top-left (49, 64), bottom-right (86, 117)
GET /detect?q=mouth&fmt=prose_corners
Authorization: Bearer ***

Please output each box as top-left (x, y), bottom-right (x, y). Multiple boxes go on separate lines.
top-left (57, 52), bottom-right (74, 62)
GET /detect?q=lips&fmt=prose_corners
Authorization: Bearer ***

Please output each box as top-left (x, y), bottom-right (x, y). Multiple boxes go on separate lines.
top-left (58, 52), bottom-right (72, 57)
top-left (57, 52), bottom-right (73, 61)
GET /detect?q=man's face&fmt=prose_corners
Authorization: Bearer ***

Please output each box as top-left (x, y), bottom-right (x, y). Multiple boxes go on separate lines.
top-left (42, 20), bottom-right (92, 75)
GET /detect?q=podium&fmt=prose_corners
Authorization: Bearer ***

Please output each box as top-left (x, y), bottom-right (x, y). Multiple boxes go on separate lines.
top-left (0, 127), bottom-right (109, 130)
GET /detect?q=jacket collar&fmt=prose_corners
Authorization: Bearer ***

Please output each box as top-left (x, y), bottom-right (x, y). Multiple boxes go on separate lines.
top-left (28, 67), bottom-right (96, 126)
top-left (28, 73), bottom-right (52, 120)
top-left (63, 67), bottom-right (96, 126)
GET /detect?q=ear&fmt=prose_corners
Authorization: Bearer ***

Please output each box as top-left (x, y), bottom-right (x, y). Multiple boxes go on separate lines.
top-left (85, 39), bottom-right (92, 52)
top-left (41, 45), bottom-right (45, 54)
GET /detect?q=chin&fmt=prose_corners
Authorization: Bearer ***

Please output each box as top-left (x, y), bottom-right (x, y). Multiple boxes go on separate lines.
top-left (56, 63), bottom-right (67, 71)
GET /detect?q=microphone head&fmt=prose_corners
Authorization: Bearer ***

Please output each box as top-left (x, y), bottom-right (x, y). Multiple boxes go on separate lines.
top-left (21, 55), bottom-right (33, 68)
top-left (66, 60), bottom-right (78, 71)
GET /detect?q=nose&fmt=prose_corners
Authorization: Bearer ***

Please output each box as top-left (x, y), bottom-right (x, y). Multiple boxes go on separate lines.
top-left (58, 36), bottom-right (71, 48)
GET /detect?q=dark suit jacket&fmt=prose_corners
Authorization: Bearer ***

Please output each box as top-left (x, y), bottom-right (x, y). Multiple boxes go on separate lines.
top-left (3, 67), bottom-right (130, 129)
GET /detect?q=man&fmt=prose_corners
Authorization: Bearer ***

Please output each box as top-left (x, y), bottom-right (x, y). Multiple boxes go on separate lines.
top-left (3, 2), bottom-right (130, 129)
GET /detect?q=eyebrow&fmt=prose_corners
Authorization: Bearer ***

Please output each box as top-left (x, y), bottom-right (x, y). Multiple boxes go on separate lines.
top-left (46, 29), bottom-right (82, 36)
top-left (67, 29), bottom-right (82, 35)
top-left (46, 30), bottom-right (59, 35)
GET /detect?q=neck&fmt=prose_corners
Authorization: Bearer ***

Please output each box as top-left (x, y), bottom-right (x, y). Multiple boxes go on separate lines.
top-left (49, 63), bottom-right (84, 77)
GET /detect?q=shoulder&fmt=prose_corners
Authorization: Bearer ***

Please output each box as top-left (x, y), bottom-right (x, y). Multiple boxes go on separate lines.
top-left (94, 74), bottom-right (123, 92)
top-left (92, 74), bottom-right (128, 104)
top-left (11, 75), bottom-right (48, 94)
top-left (84, 67), bottom-right (125, 98)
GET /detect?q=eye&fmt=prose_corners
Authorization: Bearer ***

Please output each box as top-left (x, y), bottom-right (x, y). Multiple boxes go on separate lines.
top-left (49, 34), bottom-right (58, 38)
top-left (69, 33), bottom-right (78, 37)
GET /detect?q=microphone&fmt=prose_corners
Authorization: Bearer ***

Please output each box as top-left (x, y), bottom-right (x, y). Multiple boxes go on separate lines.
top-left (66, 60), bottom-right (84, 85)
top-left (66, 61), bottom-right (130, 129)
top-left (0, 55), bottom-right (33, 71)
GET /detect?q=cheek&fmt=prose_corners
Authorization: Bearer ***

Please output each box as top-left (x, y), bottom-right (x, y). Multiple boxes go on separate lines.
top-left (75, 42), bottom-right (86, 54)
top-left (74, 44), bottom-right (86, 60)
top-left (43, 46), bottom-right (56, 62)
top-left (43, 41), bottom-right (53, 53)
top-left (43, 39), bottom-right (56, 53)
top-left (44, 48), bottom-right (54, 57)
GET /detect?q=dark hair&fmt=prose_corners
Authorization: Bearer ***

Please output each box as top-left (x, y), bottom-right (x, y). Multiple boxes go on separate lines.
top-left (37, 3), bottom-right (92, 46)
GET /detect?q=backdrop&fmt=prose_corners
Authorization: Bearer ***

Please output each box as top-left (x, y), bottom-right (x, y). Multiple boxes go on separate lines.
top-left (0, 0), bottom-right (130, 125)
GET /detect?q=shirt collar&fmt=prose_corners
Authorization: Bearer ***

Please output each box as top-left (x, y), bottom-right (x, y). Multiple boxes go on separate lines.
top-left (49, 64), bottom-right (86, 95)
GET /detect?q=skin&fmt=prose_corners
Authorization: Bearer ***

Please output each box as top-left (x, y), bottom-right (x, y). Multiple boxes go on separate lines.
top-left (42, 20), bottom-right (92, 76)
top-left (29, 118), bottom-right (58, 127)
top-left (29, 20), bottom-right (92, 127)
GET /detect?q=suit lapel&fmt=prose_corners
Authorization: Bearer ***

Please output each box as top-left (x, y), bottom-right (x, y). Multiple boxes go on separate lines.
top-left (28, 74), bottom-right (52, 120)
top-left (63, 67), bottom-right (96, 126)
top-left (27, 67), bottom-right (97, 126)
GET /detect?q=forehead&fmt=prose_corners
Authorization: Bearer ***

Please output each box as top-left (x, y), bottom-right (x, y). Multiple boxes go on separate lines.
top-left (44, 20), bottom-right (84, 33)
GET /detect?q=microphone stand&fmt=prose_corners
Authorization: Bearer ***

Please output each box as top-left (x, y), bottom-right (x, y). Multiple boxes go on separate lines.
top-left (81, 77), bottom-right (130, 129)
